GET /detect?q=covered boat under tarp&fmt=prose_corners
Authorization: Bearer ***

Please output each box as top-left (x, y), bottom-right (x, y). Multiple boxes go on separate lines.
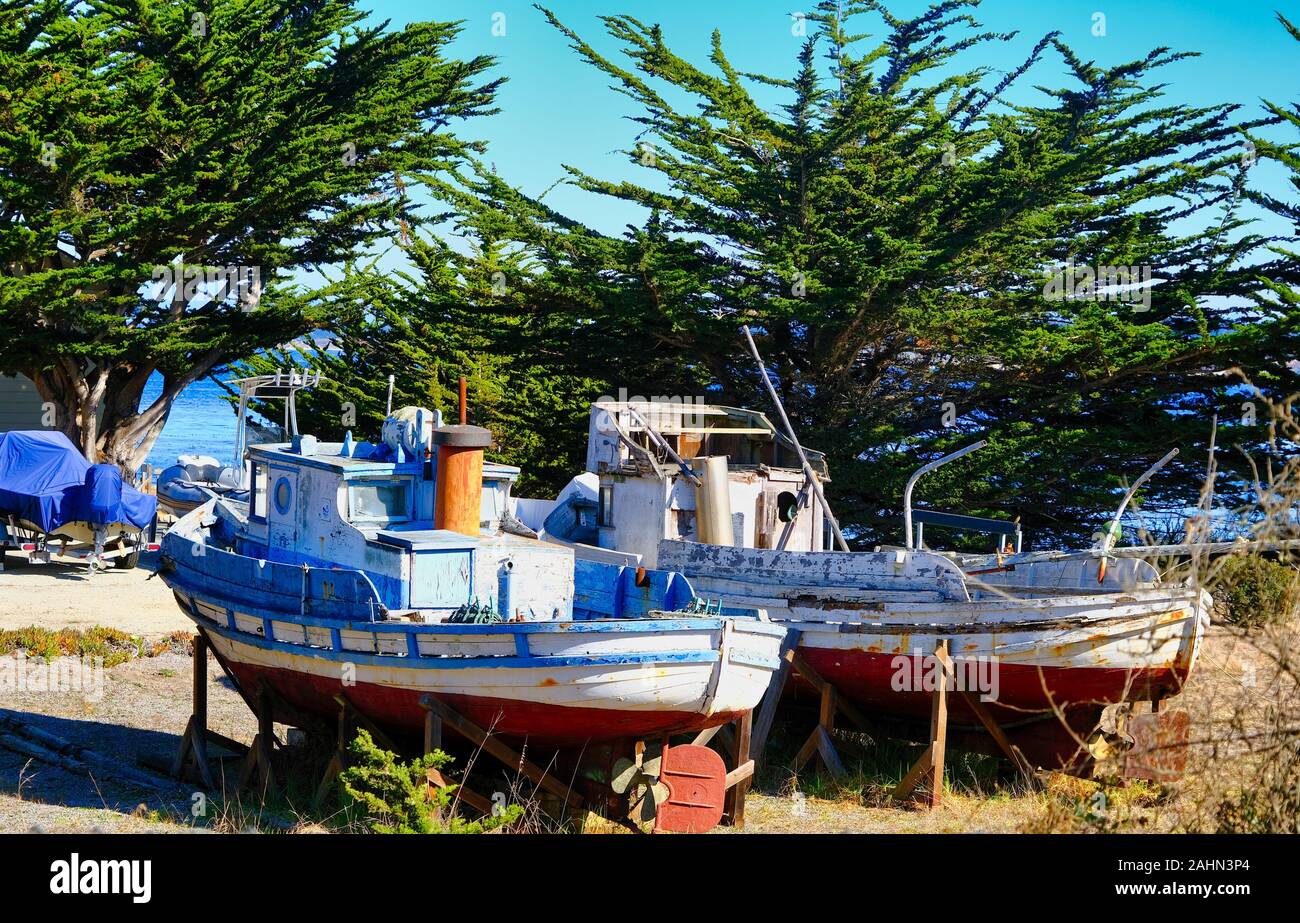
top-left (0, 430), bottom-right (158, 568)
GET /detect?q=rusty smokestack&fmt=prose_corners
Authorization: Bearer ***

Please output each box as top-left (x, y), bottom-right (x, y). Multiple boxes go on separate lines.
top-left (433, 424), bottom-right (492, 536)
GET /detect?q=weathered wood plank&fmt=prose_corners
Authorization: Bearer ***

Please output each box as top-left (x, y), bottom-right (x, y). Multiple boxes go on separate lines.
top-left (751, 628), bottom-right (801, 762)
top-left (891, 744), bottom-right (933, 801)
top-left (814, 727), bottom-right (846, 778)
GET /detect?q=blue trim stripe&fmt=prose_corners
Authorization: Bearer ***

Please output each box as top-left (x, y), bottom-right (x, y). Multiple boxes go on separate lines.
top-left (201, 616), bottom-right (724, 671)
top-left (165, 570), bottom-right (735, 636)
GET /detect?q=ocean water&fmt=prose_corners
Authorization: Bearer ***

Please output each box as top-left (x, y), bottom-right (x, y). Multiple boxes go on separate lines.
top-left (140, 373), bottom-right (239, 472)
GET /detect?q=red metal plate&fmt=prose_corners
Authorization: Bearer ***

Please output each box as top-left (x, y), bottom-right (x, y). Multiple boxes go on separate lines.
top-left (1124, 710), bottom-right (1190, 781)
top-left (654, 744), bottom-right (727, 833)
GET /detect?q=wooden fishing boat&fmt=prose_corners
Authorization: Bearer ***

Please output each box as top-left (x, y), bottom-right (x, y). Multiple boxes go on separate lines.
top-left (519, 400), bottom-right (1211, 767)
top-left (655, 541), bottom-right (1207, 765)
top-left (158, 416), bottom-right (784, 749)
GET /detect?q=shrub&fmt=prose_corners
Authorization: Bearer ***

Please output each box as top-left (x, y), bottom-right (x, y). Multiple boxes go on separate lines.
top-left (0, 625), bottom-right (148, 666)
top-left (339, 729), bottom-right (522, 834)
top-left (1210, 555), bottom-right (1300, 628)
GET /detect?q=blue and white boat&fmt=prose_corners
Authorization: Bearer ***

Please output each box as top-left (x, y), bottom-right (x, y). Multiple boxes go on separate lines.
top-left (158, 414), bottom-right (784, 746)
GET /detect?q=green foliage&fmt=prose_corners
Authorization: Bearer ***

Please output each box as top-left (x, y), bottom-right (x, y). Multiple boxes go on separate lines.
top-left (1211, 555), bottom-right (1300, 628)
top-left (0, 0), bottom-right (499, 470)
top-left (0, 624), bottom-right (172, 666)
top-left (338, 729), bottom-right (521, 834)
top-left (231, 226), bottom-right (601, 499)
top-left (401, 0), bottom-right (1290, 547)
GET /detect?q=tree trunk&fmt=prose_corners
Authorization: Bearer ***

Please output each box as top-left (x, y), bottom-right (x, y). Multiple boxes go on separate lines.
top-left (25, 350), bottom-right (225, 476)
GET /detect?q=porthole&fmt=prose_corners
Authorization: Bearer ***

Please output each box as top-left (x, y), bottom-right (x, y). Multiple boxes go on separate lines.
top-left (273, 477), bottom-right (292, 515)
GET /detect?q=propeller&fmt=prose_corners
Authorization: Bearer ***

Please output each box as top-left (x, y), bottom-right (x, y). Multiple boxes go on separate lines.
top-left (612, 740), bottom-right (669, 824)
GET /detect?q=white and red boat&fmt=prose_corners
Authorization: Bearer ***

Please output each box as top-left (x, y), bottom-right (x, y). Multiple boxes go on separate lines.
top-left (521, 401), bottom-right (1211, 768)
top-left (158, 413), bottom-right (784, 749)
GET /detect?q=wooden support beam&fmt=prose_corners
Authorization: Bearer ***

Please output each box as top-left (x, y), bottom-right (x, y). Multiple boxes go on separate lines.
top-left (713, 724), bottom-right (737, 761)
top-left (892, 640), bottom-right (950, 808)
top-left (924, 640), bottom-right (950, 808)
top-left (313, 699), bottom-right (351, 809)
top-left (724, 710), bottom-right (753, 828)
top-left (417, 705), bottom-right (497, 819)
top-left (419, 695), bottom-right (584, 812)
top-left (237, 685), bottom-right (276, 795)
top-left (957, 689), bottom-right (1037, 783)
top-left (334, 694), bottom-right (400, 753)
top-left (691, 724), bottom-right (723, 747)
top-left (750, 628), bottom-right (801, 762)
top-left (790, 650), bottom-right (872, 731)
top-left (428, 766), bottom-right (494, 816)
top-left (170, 633), bottom-right (216, 789)
top-left (791, 667), bottom-right (849, 778)
top-left (424, 709), bottom-right (443, 753)
top-left (201, 728), bottom-right (249, 756)
top-left (891, 744), bottom-right (933, 801)
top-left (814, 726), bottom-right (846, 777)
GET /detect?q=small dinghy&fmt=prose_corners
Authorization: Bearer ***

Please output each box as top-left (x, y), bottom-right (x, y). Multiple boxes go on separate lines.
top-left (158, 416), bottom-right (783, 747)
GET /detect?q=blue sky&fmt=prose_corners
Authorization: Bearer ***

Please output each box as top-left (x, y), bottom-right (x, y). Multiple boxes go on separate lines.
top-left (363, 0), bottom-right (1300, 238)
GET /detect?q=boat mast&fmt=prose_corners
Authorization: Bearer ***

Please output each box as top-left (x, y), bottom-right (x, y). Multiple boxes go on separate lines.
top-left (741, 325), bottom-right (849, 552)
top-left (1095, 448), bottom-right (1179, 556)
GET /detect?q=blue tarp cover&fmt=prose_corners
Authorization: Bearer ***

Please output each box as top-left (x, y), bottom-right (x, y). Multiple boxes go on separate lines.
top-left (0, 431), bottom-right (157, 533)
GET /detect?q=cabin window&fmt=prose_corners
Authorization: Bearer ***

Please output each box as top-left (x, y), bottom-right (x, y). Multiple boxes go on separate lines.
top-left (598, 484), bottom-right (614, 528)
top-left (249, 462), bottom-right (270, 519)
top-left (777, 490), bottom-right (799, 523)
top-left (349, 479), bottom-right (411, 522)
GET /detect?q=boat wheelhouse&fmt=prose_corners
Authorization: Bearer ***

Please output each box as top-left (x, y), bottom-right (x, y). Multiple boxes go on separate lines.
top-left (538, 401), bottom-right (833, 567)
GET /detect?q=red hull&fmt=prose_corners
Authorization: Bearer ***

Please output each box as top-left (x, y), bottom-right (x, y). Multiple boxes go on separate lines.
top-left (227, 660), bottom-right (742, 747)
top-left (794, 647), bottom-right (1190, 768)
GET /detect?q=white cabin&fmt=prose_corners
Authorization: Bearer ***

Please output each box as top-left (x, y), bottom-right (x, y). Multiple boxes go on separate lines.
top-left (530, 402), bottom-right (831, 567)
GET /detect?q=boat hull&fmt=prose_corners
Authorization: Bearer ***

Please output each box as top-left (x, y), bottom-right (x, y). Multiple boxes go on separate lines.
top-left (166, 578), bottom-right (784, 747)
top-left (656, 540), bottom-right (1210, 764)
top-left (785, 596), bottom-right (1204, 717)
top-left (210, 632), bottom-right (749, 744)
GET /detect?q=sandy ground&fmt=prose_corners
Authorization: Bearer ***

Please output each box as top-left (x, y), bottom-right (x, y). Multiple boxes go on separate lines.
top-left (0, 551), bottom-right (1278, 833)
top-left (0, 548), bottom-right (240, 832)
top-left (0, 651), bottom-right (255, 833)
top-left (0, 549), bottom-right (191, 636)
